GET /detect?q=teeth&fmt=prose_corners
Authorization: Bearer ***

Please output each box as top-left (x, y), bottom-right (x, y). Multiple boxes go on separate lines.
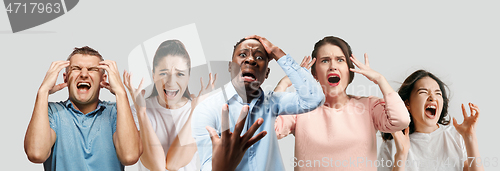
top-left (427, 106), bottom-right (436, 109)
top-left (78, 83), bottom-right (90, 87)
top-left (165, 90), bottom-right (178, 93)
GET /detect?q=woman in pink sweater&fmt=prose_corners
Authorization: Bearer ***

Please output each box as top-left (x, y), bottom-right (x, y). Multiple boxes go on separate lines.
top-left (274, 36), bottom-right (410, 171)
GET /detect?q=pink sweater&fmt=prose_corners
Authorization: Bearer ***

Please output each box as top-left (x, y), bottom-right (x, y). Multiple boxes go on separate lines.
top-left (275, 92), bottom-right (410, 171)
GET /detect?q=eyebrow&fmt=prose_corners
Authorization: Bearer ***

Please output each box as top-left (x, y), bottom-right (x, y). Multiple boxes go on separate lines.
top-left (159, 68), bottom-right (189, 72)
top-left (416, 88), bottom-right (441, 92)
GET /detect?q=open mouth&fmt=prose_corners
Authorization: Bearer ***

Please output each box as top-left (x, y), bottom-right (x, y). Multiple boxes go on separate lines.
top-left (77, 82), bottom-right (91, 90)
top-left (425, 105), bottom-right (437, 118)
top-left (328, 73), bottom-right (340, 86)
top-left (242, 72), bottom-right (256, 82)
top-left (164, 89), bottom-right (179, 98)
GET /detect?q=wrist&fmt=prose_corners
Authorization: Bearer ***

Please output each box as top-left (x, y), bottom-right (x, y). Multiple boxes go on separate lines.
top-left (271, 47), bottom-right (285, 60)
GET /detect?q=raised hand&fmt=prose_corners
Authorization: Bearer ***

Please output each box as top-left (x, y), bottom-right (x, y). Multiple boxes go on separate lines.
top-left (350, 53), bottom-right (384, 84)
top-left (453, 103), bottom-right (480, 138)
top-left (274, 56), bottom-right (316, 92)
top-left (191, 73), bottom-right (217, 108)
top-left (97, 60), bottom-right (125, 95)
top-left (40, 61), bottom-right (69, 94)
top-left (123, 70), bottom-right (146, 108)
top-left (245, 35), bottom-right (286, 61)
top-left (206, 104), bottom-right (267, 171)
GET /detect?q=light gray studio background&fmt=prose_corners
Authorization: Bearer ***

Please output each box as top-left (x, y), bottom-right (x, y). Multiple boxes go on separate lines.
top-left (1, 1), bottom-right (499, 170)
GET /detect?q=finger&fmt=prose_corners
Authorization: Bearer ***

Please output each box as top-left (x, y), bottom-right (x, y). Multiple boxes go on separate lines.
top-left (300, 56), bottom-right (308, 67)
top-left (245, 35), bottom-right (262, 40)
top-left (233, 105), bottom-right (249, 137)
top-left (207, 73), bottom-right (213, 89)
top-left (244, 131), bottom-right (267, 150)
top-left (404, 127), bottom-right (410, 136)
top-left (350, 55), bottom-right (362, 69)
top-left (49, 83), bottom-right (67, 94)
top-left (221, 104), bottom-right (230, 138)
top-left (241, 118), bottom-right (263, 143)
top-left (212, 73), bottom-right (217, 88)
top-left (461, 104), bottom-right (468, 118)
top-left (137, 78), bottom-right (144, 91)
top-left (452, 117), bottom-right (460, 128)
top-left (206, 126), bottom-right (220, 143)
top-left (349, 68), bottom-right (363, 74)
top-left (364, 53), bottom-right (370, 67)
top-left (307, 57), bottom-right (316, 69)
top-left (469, 103), bottom-right (480, 120)
top-left (123, 70), bottom-right (129, 85)
top-left (200, 76), bottom-right (205, 90)
top-left (100, 81), bottom-right (111, 90)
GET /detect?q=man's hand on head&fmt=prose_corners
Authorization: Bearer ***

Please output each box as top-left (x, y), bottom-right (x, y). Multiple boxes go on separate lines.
top-left (40, 61), bottom-right (69, 95)
top-left (245, 35), bottom-right (286, 61)
top-left (97, 60), bottom-right (126, 96)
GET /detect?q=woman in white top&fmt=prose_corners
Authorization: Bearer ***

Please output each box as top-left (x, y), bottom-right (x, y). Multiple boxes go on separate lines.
top-left (123, 40), bottom-right (215, 171)
top-left (378, 70), bottom-right (484, 171)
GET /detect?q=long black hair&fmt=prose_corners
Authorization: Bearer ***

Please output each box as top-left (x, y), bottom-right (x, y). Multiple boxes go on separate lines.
top-left (382, 70), bottom-right (450, 141)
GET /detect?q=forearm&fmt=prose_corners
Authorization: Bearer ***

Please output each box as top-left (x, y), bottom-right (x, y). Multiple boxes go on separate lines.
top-left (24, 91), bottom-right (55, 163)
top-left (392, 152), bottom-right (408, 171)
top-left (464, 134), bottom-right (484, 171)
top-left (278, 55), bottom-right (323, 111)
top-left (166, 112), bottom-right (197, 170)
top-left (377, 78), bottom-right (410, 132)
top-left (136, 108), bottom-right (166, 171)
top-left (114, 91), bottom-right (142, 165)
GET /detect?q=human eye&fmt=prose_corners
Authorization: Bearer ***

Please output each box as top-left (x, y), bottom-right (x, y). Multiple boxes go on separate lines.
top-left (88, 67), bottom-right (99, 72)
top-left (321, 59), bottom-right (329, 63)
top-left (337, 58), bottom-right (345, 62)
top-left (71, 66), bottom-right (81, 71)
top-left (159, 72), bottom-right (166, 76)
top-left (177, 72), bottom-right (185, 77)
top-left (435, 91), bottom-right (442, 96)
top-left (256, 56), bottom-right (263, 60)
top-left (239, 53), bottom-right (247, 57)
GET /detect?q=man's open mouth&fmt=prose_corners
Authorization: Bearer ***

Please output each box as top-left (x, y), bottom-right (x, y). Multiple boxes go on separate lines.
top-left (242, 72), bottom-right (256, 82)
top-left (77, 82), bottom-right (91, 90)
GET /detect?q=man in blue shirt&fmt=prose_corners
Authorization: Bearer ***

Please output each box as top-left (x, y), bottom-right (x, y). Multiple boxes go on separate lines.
top-left (24, 46), bottom-right (142, 171)
top-left (191, 35), bottom-right (324, 171)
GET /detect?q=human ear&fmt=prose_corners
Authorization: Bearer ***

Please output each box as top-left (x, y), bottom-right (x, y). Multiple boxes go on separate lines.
top-left (405, 100), bottom-right (411, 111)
top-left (63, 72), bottom-right (67, 83)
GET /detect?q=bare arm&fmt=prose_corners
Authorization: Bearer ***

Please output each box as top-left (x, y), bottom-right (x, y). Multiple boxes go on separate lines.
top-left (454, 103), bottom-right (484, 171)
top-left (124, 71), bottom-right (166, 171)
top-left (24, 61), bottom-right (69, 163)
top-left (99, 61), bottom-right (141, 166)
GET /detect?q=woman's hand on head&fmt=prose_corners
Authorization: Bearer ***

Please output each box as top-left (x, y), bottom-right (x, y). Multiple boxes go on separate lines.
top-left (349, 53), bottom-right (384, 84)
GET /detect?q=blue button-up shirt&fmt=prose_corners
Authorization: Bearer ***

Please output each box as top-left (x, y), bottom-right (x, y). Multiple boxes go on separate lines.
top-left (44, 99), bottom-right (123, 171)
top-left (191, 54), bottom-right (324, 171)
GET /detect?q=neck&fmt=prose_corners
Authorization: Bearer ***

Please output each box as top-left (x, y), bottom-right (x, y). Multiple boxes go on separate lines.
top-left (415, 123), bottom-right (439, 133)
top-left (232, 82), bottom-right (260, 103)
top-left (158, 96), bottom-right (189, 109)
top-left (324, 91), bottom-right (349, 109)
top-left (71, 100), bottom-right (99, 114)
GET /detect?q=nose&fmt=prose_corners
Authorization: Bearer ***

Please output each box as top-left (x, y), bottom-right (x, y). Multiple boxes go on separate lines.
top-left (243, 55), bottom-right (257, 66)
top-left (428, 94), bottom-right (436, 102)
top-left (79, 68), bottom-right (89, 78)
top-left (328, 62), bottom-right (337, 71)
top-left (163, 73), bottom-right (174, 86)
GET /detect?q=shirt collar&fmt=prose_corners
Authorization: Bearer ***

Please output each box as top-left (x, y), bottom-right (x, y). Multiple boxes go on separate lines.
top-left (223, 81), bottom-right (264, 105)
top-left (64, 99), bottom-right (106, 115)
